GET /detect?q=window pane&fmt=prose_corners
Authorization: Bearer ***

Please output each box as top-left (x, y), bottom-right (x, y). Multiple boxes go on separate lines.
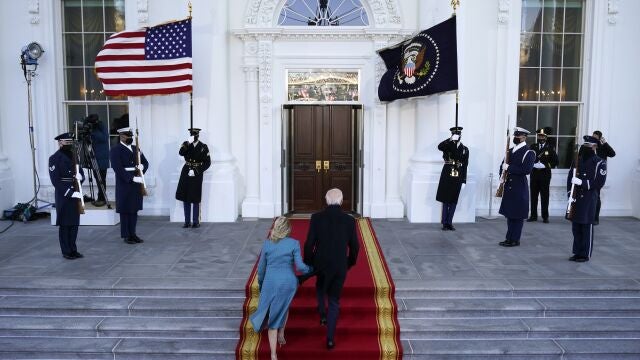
top-left (64, 34), bottom-right (84, 67)
top-left (557, 136), bottom-right (577, 168)
top-left (84, 34), bottom-right (104, 66)
top-left (538, 106), bottom-right (558, 131)
top-left (517, 106), bottom-right (537, 132)
top-left (559, 106), bottom-right (578, 135)
top-left (85, 69), bottom-right (107, 101)
top-left (519, 68), bottom-right (540, 101)
top-left (562, 68), bottom-right (581, 101)
top-left (83, 0), bottom-right (104, 32)
top-left (541, 34), bottom-right (562, 67)
top-left (540, 68), bottom-right (561, 101)
top-left (66, 68), bottom-right (85, 100)
top-left (562, 34), bottom-right (582, 67)
top-left (542, 0), bottom-right (564, 33)
top-left (279, 0), bottom-right (369, 26)
top-left (521, 0), bottom-right (542, 32)
top-left (564, 0), bottom-right (583, 33)
top-left (108, 104), bottom-right (128, 133)
top-left (67, 105), bottom-right (87, 128)
top-left (104, 0), bottom-right (125, 32)
top-left (520, 34), bottom-right (541, 67)
top-left (63, 0), bottom-right (82, 32)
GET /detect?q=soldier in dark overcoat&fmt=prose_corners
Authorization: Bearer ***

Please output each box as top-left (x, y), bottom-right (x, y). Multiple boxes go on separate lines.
top-left (109, 127), bottom-right (149, 244)
top-left (49, 132), bottom-right (85, 259)
top-left (175, 128), bottom-right (211, 228)
top-left (435, 126), bottom-right (469, 230)
top-left (591, 130), bottom-right (615, 225)
top-left (498, 127), bottom-right (536, 247)
top-left (528, 128), bottom-right (559, 223)
top-left (566, 135), bottom-right (607, 262)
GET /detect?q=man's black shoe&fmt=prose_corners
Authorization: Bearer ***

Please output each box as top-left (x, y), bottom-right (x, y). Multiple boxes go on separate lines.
top-left (568, 255), bottom-right (578, 261)
top-left (92, 200), bottom-right (106, 207)
top-left (182, 223), bottom-right (191, 228)
top-left (575, 256), bottom-right (589, 263)
top-left (441, 225), bottom-right (449, 231)
top-left (192, 223), bottom-right (201, 228)
top-left (62, 253), bottom-right (76, 260)
top-left (526, 217), bottom-right (537, 222)
top-left (543, 218), bottom-right (549, 223)
top-left (320, 316), bottom-right (327, 326)
top-left (326, 340), bottom-right (335, 350)
top-left (72, 252), bottom-right (84, 258)
top-left (124, 237), bottom-right (137, 244)
top-left (499, 240), bottom-right (519, 247)
top-left (448, 224), bottom-right (456, 231)
top-left (132, 235), bottom-right (144, 243)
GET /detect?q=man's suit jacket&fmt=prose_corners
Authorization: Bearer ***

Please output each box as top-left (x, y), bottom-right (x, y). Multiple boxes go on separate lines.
top-left (304, 205), bottom-right (359, 275)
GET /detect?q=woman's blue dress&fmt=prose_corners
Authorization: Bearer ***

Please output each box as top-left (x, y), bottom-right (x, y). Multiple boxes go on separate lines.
top-left (249, 237), bottom-right (312, 330)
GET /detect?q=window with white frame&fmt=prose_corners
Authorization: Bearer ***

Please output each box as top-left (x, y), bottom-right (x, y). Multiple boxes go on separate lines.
top-left (278, 0), bottom-right (369, 26)
top-left (62, 0), bottom-right (128, 150)
top-left (517, 0), bottom-right (584, 168)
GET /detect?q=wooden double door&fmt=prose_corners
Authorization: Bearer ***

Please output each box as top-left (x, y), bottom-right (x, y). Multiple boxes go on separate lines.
top-left (282, 105), bottom-right (362, 214)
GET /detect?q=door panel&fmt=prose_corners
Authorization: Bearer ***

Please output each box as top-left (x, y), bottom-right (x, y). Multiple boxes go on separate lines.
top-left (323, 106), bottom-right (353, 212)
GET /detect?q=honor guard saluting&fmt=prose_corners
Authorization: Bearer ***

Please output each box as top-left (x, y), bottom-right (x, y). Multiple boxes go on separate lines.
top-left (49, 132), bottom-right (85, 259)
top-left (110, 127), bottom-right (149, 244)
top-left (567, 135), bottom-right (607, 262)
top-left (498, 127), bottom-right (536, 247)
top-left (176, 128), bottom-right (211, 228)
top-left (528, 128), bottom-right (559, 223)
top-left (591, 130), bottom-right (615, 225)
top-left (436, 126), bottom-right (469, 231)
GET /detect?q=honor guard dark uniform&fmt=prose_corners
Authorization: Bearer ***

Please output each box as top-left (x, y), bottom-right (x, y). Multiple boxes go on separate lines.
top-left (175, 128), bottom-right (211, 228)
top-left (110, 127), bottom-right (149, 244)
top-left (49, 132), bottom-right (85, 259)
top-left (436, 126), bottom-right (469, 230)
top-left (567, 135), bottom-right (607, 262)
top-left (528, 128), bottom-right (559, 223)
top-left (499, 127), bottom-right (536, 247)
top-left (592, 130), bottom-right (615, 225)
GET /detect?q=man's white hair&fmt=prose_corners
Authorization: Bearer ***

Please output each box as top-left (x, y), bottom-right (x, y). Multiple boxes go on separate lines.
top-left (325, 188), bottom-right (343, 205)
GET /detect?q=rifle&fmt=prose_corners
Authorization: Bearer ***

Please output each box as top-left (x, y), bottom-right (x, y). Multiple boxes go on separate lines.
top-left (495, 117), bottom-right (510, 197)
top-left (565, 144), bottom-right (580, 220)
top-left (134, 118), bottom-right (148, 196)
top-left (73, 123), bottom-right (85, 214)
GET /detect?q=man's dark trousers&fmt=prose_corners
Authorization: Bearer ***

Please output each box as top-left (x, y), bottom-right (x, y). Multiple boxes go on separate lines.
top-left (316, 271), bottom-right (346, 342)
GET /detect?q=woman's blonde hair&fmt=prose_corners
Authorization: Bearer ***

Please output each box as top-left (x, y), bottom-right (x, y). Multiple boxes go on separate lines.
top-left (269, 216), bottom-right (291, 243)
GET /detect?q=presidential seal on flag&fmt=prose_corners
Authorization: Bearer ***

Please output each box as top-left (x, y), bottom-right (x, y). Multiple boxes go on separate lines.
top-left (401, 42), bottom-right (429, 85)
top-left (395, 34), bottom-right (438, 90)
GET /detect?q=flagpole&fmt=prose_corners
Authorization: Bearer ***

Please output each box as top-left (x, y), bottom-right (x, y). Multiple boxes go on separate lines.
top-left (451, 0), bottom-right (460, 16)
top-left (455, 91), bottom-right (459, 128)
top-left (188, 1), bottom-right (193, 129)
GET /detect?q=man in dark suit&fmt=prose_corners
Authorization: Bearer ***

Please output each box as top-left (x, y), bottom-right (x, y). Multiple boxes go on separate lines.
top-left (175, 128), bottom-right (211, 228)
top-left (304, 188), bottom-right (359, 350)
top-left (528, 128), bottom-right (559, 223)
top-left (498, 127), bottom-right (536, 247)
top-left (436, 126), bottom-right (469, 231)
top-left (49, 132), bottom-right (85, 259)
top-left (567, 135), bottom-right (607, 262)
top-left (591, 130), bottom-right (615, 225)
top-left (110, 127), bottom-right (149, 244)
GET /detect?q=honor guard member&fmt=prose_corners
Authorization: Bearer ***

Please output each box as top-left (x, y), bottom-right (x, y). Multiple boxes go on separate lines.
top-left (110, 127), bottom-right (149, 244)
top-left (49, 132), bottom-right (85, 259)
top-left (498, 127), bottom-right (536, 247)
top-left (591, 130), bottom-right (615, 225)
top-left (528, 128), bottom-right (559, 223)
top-left (436, 126), bottom-right (469, 230)
top-left (567, 136), bottom-right (607, 262)
top-left (175, 128), bottom-right (211, 228)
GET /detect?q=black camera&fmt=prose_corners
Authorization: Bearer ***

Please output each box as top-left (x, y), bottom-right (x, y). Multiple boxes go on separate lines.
top-left (76, 114), bottom-right (99, 138)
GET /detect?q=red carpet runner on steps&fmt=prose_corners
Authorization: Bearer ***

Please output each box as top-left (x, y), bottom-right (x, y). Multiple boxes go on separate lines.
top-left (236, 218), bottom-right (402, 360)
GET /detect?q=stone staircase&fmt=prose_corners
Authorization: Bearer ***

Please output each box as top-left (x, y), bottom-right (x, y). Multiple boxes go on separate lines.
top-left (1, 280), bottom-right (640, 359)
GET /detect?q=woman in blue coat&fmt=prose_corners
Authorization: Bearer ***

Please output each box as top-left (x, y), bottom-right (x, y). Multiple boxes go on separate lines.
top-left (250, 216), bottom-right (312, 360)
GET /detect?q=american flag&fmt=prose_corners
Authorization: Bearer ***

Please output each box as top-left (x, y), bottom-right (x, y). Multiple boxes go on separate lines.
top-left (95, 19), bottom-right (192, 97)
top-left (404, 62), bottom-right (415, 78)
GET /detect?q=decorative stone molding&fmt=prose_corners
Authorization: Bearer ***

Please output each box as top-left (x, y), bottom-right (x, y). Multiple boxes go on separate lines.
top-left (497, 0), bottom-right (510, 24)
top-left (234, 29), bottom-right (412, 42)
top-left (608, 0), bottom-right (619, 24)
top-left (243, 65), bottom-right (259, 82)
top-left (137, 0), bottom-right (148, 26)
top-left (258, 40), bottom-right (273, 107)
top-left (28, 0), bottom-right (40, 24)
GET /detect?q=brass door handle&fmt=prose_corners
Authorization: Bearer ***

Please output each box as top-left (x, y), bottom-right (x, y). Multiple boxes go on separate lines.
top-left (315, 160), bottom-right (321, 173)
top-left (323, 160), bottom-right (330, 172)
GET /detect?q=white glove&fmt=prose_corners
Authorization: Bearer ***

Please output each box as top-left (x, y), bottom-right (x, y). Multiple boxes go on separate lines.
top-left (71, 192), bottom-right (82, 199)
top-left (451, 134), bottom-right (460, 141)
top-left (502, 163), bottom-right (509, 171)
top-left (188, 136), bottom-right (195, 143)
top-left (74, 173), bottom-right (83, 181)
top-left (133, 176), bottom-right (143, 183)
top-left (461, 183), bottom-right (466, 191)
top-left (188, 169), bottom-right (195, 177)
top-left (534, 162), bottom-right (546, 169)
top-left (136, 164), bottom-right (144, 171)
top-left (571, 177), bottom-right (582, 186)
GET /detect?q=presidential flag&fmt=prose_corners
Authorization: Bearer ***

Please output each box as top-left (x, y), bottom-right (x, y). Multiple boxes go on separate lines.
top-left (377, 16), bottom-right (458, 102)
top-left (95, 18), bottom-right (192, 97)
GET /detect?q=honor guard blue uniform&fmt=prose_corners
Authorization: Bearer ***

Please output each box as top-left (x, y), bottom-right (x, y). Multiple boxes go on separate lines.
top-left (436, 126), bottom-right (469, 231)
top-left (567, 135), bottom-right (607, 262)
top-left (591, 130), bottom-right (615, 225)
top-left (528, 128), bottom-right (558, 223)
top-left (499, 127), bottom-right (536, 247)
top-left (49, 132), bottom-right (85, 259)
top-left (110, 127), bottom-right (149, 244)
top-left (175, 128), bottom-right (211, 228)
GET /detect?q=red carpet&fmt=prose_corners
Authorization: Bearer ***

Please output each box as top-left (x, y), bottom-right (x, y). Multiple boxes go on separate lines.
top-left (236, 218), bottom-right (402, 360)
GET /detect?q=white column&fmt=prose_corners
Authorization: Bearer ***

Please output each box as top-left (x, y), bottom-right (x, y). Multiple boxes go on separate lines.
top-left (0, 120), bottom-right (13, 210)
top-left (241, 64), bottom-right (260, 217)
top-left (257, 38), bottom-right (275, 217)
top-left (385, 100), bottom-right (403, 217)
top-left (204, 0), bottom-right (241, 222)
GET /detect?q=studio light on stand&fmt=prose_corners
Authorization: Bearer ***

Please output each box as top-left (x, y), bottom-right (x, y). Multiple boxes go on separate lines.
top-left (20, 42), bottom-right (50, 218)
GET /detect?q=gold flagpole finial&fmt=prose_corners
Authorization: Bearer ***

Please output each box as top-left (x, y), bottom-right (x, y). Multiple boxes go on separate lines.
top-left (451, 0), bottom-right (460, 15)
top-left (188, 1), bottom-right (192, 19)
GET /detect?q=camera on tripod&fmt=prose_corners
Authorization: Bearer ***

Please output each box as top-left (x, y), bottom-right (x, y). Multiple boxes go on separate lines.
top-left (75, 114), bottom-right (99, 141)
top-left (73, 114), bottom-right (111, 208)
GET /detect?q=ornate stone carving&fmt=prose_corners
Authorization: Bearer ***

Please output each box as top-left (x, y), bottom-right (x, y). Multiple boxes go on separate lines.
top-left (608, 0), bottom-right (619, 25)
top-left (137, 0), bottom-right (148, 26)
top-left (243, 65), bottom-right (259, 82)
top-left (28, 0), bottom-right (40, 24)
top-left (498, 0), bottom-right (510, 24)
